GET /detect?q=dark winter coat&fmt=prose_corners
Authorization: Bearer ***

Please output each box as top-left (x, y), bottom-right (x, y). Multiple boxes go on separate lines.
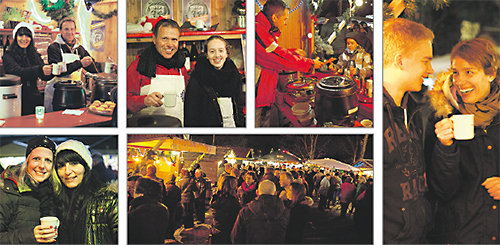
top-left (237, 181), bottom-right (257, 206)
top-left (3, 48), bottom-right (54, 115)
top-left (178, 176), bottom-right (197, 204)
top-left (0, 165), bottom-right (55, 244)
top-left (194, 176), bottom-right (208, 200)
top-left (47, 34), bottom-right (99, 76)
top-left (424, 71), bottom-right (500, 244)
top-left (184, 57), bottom-right (245, 127)
top-left (56, 180), bottom-right (118, 244)
top-left (128, 196), bottom-right (170, 244)
top-left (210, 193), bottom-right (241, 244)
top-left (164, 182), bottom-right (181, 215)
top-left (383, 88), bottom-right (432, 244)
top-left (285, 196), bottom-right (313, 244)
top-left (231, 194), bottom-right (290, 244)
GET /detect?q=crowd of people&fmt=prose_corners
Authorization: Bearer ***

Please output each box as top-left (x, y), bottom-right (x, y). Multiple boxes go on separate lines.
top-left (127, 158), bottom-right (373, 244)
top-left (0, 136), bottom-right (118, 244)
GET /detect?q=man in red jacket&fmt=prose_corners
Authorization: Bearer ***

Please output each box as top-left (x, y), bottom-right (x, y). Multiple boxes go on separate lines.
top-left (255, 0), bottom-right (323, 127)
top-left (127, 19), bottom-right (188, 124)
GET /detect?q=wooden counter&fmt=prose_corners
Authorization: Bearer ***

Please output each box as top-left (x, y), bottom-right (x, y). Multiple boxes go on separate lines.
top-left (0, 109), bottom-right (112, 127)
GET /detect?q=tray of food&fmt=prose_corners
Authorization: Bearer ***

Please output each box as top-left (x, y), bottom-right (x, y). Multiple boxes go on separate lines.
top-left (88, 100), bottom-right (115, 116)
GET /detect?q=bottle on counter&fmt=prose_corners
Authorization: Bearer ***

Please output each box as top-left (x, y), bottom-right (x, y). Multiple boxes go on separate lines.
top-left (189, 42), bottom-right (198, 69)
top-left (180, 42), bottom-right (190, 71)
top-left (0, 36), bottom-right (4, 60)
top-left (4, 36), bottom-right (10, 53)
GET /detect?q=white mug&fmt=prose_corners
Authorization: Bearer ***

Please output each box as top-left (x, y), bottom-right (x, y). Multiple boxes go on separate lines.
top-left (52, 64), bottom-right (60, 75)
top-left (451, 114), bottom-right (474, 140)
top-left (40, 216), bottom-right (60, 238)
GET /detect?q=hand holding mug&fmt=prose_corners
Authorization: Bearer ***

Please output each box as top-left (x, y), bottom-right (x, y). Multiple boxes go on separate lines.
top-left (80, 56), bottom-right (93, 67)
top-left (33, 224), bottom-right (57, 243)
top-left (43, 64), bottom-right (52, 76)
top-left (144, 92), bottom-right (163, 107)
top-left (434, 118), bottom-right (454, 146)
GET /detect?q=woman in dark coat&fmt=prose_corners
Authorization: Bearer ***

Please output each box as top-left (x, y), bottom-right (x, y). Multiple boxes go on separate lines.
top-left (3, 22), bottom-right (53, 115)
top-left (425, 38), bottom-right (500, 244)
top-left (285, 182), bottom-right (313, 244)
top-left (184, 35), bottom-right (245, 127)
top-left (210, 175), bottom-right (241, 244)
top-left (53, 140), bottom-right (118, 244)
top-left (0, 136), bottom-right (58, 244)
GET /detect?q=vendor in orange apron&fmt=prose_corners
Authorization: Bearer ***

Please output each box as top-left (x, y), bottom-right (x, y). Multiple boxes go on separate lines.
top-left (126, 19), bottom-right (188, 126)
top-left (44, 17), bottom-right (99, 112)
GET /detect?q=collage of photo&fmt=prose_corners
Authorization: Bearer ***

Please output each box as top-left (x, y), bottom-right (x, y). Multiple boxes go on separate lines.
top-left (0, 0), bottom-right (499, 244)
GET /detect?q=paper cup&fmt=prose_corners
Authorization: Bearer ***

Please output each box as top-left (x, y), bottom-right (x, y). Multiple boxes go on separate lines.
top-left (40, 216), bottom-right (59, 238)
top-left (451, 114), bottom-right (474, 140)
top-left (195, 19), bottom-right (204, 29)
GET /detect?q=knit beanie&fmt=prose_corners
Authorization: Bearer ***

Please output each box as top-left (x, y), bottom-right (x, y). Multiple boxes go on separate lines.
top-left (13, 22), bottom-right (34, 38)
top-left (26, 136), bottom-right (56, 157)
top-left (56, 140), bottom-right (92, 170)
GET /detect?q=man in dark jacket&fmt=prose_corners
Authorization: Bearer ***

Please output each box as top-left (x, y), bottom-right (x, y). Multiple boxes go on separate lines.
top-left (128, 177), bottom-right (170, 244)
top-left (193, 169), bottom-right (208, 223)
top-left (164, 174), bottom-right (181, 238)
top-left (231, 180), bottom-right (290, 244)
top-left (383, 18), bottom-right (435, 243)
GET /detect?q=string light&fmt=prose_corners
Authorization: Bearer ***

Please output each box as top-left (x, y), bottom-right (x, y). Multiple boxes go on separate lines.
top-left (255, 0), bottom-right (303, 13)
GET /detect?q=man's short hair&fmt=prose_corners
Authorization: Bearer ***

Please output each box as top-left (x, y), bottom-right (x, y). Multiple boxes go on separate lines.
top-left (259, 180), bottom-right (276, 195)
top-left (383, 18), bottom-right (434, 66)
top-left (280, 171), bottom-right (293, 181)
top-left (59, 17), bottom-right (76, 29)
top-left (135, 177), bottom-right (161, 198)
top-left (263, 0), bottom-right (290, 20)
top-left (153, 19), bottom-right (180, 37)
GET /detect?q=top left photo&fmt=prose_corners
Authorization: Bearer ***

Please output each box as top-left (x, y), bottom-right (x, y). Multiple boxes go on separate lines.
top-left (0, 0), bottom-right (118, 127)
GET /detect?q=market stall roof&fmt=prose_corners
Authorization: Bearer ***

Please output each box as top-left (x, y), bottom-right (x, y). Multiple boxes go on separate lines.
top-left (128, 135), bottom-right (216, 154)
top-left (354, 159), bottom-right (373, 169)
top-left (260, 149), bottom-right (302, 163)
top-left (307, 158), bottom-right (360, 172)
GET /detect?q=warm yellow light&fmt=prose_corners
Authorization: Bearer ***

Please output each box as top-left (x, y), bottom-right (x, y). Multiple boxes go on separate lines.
top-left (355, 0), bottom-right (363, 7)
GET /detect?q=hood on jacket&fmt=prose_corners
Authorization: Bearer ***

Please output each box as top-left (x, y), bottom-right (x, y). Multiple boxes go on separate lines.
top-left (247, 194), bottom-right (287, 222)
top-left (427, 70), bottom-right (459, 118)
top-left (54, 34), bottom-right (81, 51)
top-left (1, 165), bottom-right (32, 193)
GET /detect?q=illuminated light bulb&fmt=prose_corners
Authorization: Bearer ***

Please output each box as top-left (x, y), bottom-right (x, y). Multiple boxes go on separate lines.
top-left (50, 0), bottom-right (57, 3)
top-left (355, 0), bottom-right (363, 7)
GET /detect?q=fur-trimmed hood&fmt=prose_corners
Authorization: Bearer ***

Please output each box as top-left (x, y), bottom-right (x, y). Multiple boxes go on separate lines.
top-left (427, 70), bottom-right (460, 118)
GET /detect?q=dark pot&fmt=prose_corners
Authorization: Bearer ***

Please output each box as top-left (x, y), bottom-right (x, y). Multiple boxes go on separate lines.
top-left (52, 80), bottom-right (86, 111)
top-left (314, 76), bottom-right (359, 126)
top-left (91, 77), bottom-right (117, 102)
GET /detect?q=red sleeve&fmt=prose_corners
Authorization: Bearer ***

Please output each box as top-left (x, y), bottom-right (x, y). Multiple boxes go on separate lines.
top-left (126, 59), bottom-right (148, 114)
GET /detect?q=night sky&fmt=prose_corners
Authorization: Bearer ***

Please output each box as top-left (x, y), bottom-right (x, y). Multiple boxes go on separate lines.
top-left (190, 134), bottom-right (373, 164)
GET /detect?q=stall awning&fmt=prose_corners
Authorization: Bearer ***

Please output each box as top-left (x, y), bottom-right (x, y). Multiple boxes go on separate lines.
top-left (128, 135), bottom-right (216, 154)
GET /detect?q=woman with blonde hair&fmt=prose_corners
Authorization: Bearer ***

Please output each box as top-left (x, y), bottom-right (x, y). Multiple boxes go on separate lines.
top-left (425, 38), bottom-right (500, 244)
top-left (0, 136), bottom-right (58, 244)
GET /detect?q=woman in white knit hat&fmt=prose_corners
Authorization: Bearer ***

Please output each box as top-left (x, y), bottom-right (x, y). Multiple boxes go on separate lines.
top-left (3, 22), bottom-right (54, 115)
top-left (52, 140), bottom-right (117, 244)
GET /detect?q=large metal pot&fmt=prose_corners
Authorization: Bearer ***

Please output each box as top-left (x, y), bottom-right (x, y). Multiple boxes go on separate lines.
top-left (91, 76), bottom-right (117, 102)
top-left (0, 74), bottom-right (21, 119)
top-left (314, 76), bottom-right (359, 126)
top-left (52, 80), bottom-right (86, 111)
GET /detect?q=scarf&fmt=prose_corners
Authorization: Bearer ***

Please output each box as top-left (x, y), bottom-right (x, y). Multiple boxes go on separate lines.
top-left (456, 81), bottom-right (500, 128)
top-left (191, 56), bottom-right (240, 97)
top-left (136, 44), bottom-right (186, 78)
top-left (241, 181), bottom-right (256, 192)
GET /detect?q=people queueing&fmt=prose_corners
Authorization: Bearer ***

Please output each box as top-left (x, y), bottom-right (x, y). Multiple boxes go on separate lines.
top-left (383, 18), bottom-right (434, 243)
top-left (128, 177), bottom-right (170, 244)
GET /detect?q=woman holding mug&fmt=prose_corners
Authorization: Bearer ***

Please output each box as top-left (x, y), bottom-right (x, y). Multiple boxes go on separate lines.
top-left (3, 22), bottom-right (53, 115)
top-left (0, 136), bottom-right (58, 244)
top-left (424, 38), bottom-right (500, 244)
top-left (53, 140), bottom-right (118, 244)
top-left (184, 35), bottom-right (245, 127)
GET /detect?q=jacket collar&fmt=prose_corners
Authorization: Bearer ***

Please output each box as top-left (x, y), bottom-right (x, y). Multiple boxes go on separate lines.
top-left (256, 11), bottom-right (281, 38)
top-left (54, 34), bottom-right (81, 51)
top-left (1, 165), bottom-right (32, 193)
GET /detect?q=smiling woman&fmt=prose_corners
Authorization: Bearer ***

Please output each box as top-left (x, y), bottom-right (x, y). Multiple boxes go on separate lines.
top-left (52, 140), bottom-right (118, 244)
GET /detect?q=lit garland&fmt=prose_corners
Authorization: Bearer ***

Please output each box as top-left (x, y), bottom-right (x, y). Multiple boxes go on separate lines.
top-left (384, 0), bottom-right (449, 20)
top-left (39, 0), bottom-right (75, 22)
